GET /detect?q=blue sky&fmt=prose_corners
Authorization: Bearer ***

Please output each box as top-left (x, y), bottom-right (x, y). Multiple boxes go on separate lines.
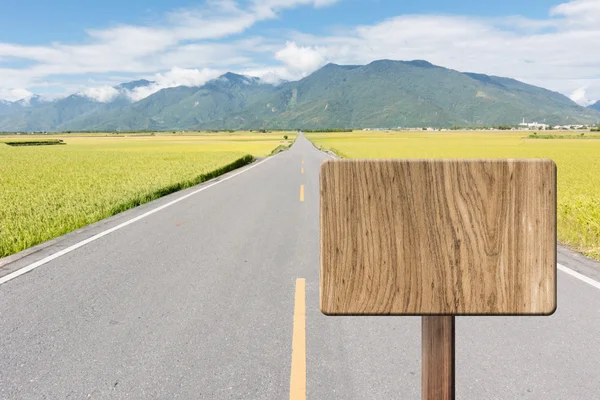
top-left (0, 0), bottom-right (599, 104)
top-left (0, 0), bottom-right (559, 44)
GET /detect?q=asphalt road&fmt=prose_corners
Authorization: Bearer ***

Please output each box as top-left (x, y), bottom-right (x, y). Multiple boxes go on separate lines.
top-left (1, 134), bottom-right (600, 399)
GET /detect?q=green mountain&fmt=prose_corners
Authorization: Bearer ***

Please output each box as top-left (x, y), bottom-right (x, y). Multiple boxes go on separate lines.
top-left (0, 95), bottom-right (48, 117)
top-left (208, 60), bottom-right (598, 129)
top-left (589, 101), bottom-right (600, 112)
top-left (2, 60), bottom-right (599, 131)
top-left (0, 94), bottom-right (109, 131)
top-left (0, 81), bottom-right (153, 131)
top-left (0, 100), bottom-right (22, 117)
top-left (59, 73), bottom-right (277, 131)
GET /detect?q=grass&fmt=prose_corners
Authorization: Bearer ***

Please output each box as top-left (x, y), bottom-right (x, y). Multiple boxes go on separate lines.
top-left (269, 138), bottom-right (296, 155)
top-left (0, 132), bottom-right (295, 258)
top-left (528, 133), bottom-right (600, 139)
top-left (307, 130), bottom-right (600, 261)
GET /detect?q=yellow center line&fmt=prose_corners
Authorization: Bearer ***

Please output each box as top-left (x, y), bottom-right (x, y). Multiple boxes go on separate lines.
top-left (290, 278), bottom-right (306, 400)
top-left (300, 185), bottom-right (304, 202)
top-left (301, 168), bottom-right (304, 174)
top-left (302, 160), bottom-right (304, 164)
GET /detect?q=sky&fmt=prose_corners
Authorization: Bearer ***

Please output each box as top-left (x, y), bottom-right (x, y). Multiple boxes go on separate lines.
top-left (0, 0), bottom-right (599, 105)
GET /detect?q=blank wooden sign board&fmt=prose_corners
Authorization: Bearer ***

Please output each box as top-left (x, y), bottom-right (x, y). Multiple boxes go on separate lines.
top-left (320, 159), bottom-right (557, 399)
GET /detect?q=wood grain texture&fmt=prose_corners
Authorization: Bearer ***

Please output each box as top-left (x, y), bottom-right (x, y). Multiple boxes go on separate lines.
top-left (422, 316), bottom-right (455, 400)
top-left (320, 159), bottom-right (556, 315)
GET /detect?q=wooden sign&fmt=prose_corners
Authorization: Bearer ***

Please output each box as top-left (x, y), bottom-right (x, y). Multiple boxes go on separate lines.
top-left (320, 159), bottom-right (557, 316)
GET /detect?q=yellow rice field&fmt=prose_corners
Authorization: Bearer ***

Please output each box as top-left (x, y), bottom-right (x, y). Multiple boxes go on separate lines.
top-left (0, 132), bottom-right (295, 258)
top-left (307, 131), bottom-right (600, 260)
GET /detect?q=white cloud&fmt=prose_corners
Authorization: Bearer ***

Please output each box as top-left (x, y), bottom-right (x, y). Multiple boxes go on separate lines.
top-left (0, 88), bottom-right (33, 102)
top-left (0, 0), bottom-right (339, 99)
top-left (79, 86), bottom-right (120, 103)
top-left (239, 66), bottom-right (296, 83)
top-left (275, 41), bottom-right (327, 76)
top-left (157, 40), bottom-right (257, 69)
top-left (250, 0), bottom-right (341, 18)
top-left (126, 67), bottom-right (224, 101)
top-left (550, 0), bottom-right (600, 23)
top-left (569, 87), bottom-right (596, 106)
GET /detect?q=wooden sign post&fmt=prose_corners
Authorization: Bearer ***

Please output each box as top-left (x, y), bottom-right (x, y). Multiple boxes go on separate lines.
top-left (320, 159), bottom-right (556, 399)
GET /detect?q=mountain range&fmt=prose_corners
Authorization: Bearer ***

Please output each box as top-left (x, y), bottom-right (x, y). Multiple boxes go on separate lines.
top-left (0, 95), bottom-right (48, 116)
top-left (1, 60), bottom-right (599, 131)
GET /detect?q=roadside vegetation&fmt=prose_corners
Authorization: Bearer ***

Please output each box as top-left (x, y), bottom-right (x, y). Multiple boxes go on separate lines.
top-left (307, 130), bottom-right (600, 261)
top-left (301, 128), bottom-right (354, 132)
top-left (4, 139), bottom-right (65, 146)
top-left (0, 132), bottom-right (295, 258)
top-left (269, 135), bottom-right (296, 155)
top-left (527, 132), bottom-right (600, 139)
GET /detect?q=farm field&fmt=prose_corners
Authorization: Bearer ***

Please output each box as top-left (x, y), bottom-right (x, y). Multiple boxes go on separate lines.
top-left (0, 132), bottom-right (295, 258)
top-left (307, 130), bottom-right (600, 260)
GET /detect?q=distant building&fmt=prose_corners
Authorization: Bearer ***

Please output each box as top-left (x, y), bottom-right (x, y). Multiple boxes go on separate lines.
top-left (518, 118), bottom-right (549, 130)
top-left (553, 125), bottom-right (587, 130)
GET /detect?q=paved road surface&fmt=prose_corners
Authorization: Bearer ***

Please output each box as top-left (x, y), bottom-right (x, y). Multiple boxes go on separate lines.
top-left (1, 134), bottom-right (600, 399)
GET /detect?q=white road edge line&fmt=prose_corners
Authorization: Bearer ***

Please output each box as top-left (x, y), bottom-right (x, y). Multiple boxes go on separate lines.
top-left (0, 156), bottom-right (277, 286)
top-left (558, 263), bottom-right (600, 290)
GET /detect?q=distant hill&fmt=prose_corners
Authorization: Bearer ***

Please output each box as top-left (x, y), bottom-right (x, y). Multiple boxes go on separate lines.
top-left (1, 61), bottom-right (599, 131)
top-left (589, 101), bottom-right (600, 112)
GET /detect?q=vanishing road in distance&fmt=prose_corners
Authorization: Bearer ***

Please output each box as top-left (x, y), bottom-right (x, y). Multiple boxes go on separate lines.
top-left (1, 134), bottom-right (600, 399)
